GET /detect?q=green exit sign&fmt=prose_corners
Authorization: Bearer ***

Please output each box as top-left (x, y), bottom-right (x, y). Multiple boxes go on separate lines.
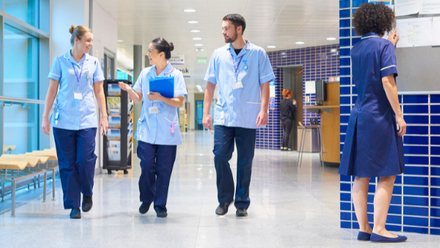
top-left (197, 59), bottom-right (207, 63)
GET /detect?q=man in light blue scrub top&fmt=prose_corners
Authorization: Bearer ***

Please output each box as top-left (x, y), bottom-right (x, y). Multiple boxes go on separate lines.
top-left (203, 14), bottom-right (274, 217)
top-left (42, 25), bottom-right (108, 219)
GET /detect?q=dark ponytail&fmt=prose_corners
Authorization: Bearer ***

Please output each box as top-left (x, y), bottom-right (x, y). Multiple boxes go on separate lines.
top-left (151, 37), bottom-right (174, 59)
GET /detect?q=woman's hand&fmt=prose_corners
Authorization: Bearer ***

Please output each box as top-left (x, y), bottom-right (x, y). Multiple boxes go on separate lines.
top-left (42, 116), bottom-right (51, 135)
top-left (118, 81), bottom-right (131, 91)
top-left (292, 100), bottom-right (297, 105)
top-left (387, 28), bottom-right (399, 46)
top-left (100, 117), bottom-right (108, 136)
top-left (396, 115), bottom-right (406, 136)
top-left (147, 92), bottom-right (163, 101)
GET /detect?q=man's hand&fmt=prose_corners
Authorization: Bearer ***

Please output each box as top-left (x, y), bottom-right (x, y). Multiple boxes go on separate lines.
top-left (256, 111), bottom-right (268, 127)
top-left (203, 114), bottom-right (213, 130)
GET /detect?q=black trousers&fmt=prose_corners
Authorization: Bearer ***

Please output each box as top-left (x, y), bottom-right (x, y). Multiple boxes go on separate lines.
top-left (282, 119), bottom-right (293, 148)
top-left (213, 125), bottom-right (256, 209)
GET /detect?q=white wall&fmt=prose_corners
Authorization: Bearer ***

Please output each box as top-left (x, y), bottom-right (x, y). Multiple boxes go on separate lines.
top-left (91, 2), bottom-right (118, 171)
top-left (92, 1), bottom-right (118, 69)
top-left (50, 0), bottom-right (89, 65)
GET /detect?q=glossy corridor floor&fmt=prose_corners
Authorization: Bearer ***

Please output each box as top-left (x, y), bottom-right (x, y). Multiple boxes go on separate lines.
top-left (2, 131), bottom-right (440, 248)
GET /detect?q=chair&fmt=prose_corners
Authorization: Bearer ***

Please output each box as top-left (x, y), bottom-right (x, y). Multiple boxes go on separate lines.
top-left (297, 122), bottom-right (323, 167)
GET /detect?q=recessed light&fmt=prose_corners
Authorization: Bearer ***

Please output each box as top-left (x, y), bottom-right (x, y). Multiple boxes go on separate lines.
top-left (191, 30), bottom-right (201, 33)
top-left (327, 37), bottom-right (337, 41)
top-left (117, 40), bottom-right (124, 42)
top-left (296, 41), bottom-right (305, 45)
top-left (201, 49), bottom-right (204, 51)
top-left (184, 9), bottom-right (196, 12)
top-left (193, 37), bottom-right (202, 40)
top-left (267, 45), bottom-right (276, 48)
top-left (188, 21), bottom-right (198, 24)
top-left (195, 44), bottom-right (203, 47)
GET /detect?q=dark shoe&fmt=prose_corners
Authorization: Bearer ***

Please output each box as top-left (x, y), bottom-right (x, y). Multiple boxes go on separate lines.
top-left (236, 208), bottom-right (248, 217)
top-left (82, 196), bottom-right (93, 212)
top-left (215, 201), bottom-right (233, 215)
top-left (155, 208), bottom-right (168, 218)
top-left (357, 231), bottom-right (371, 241)
top-left (370, 233), bottom-right (407, 242)
top-left (70, 208), bottom-right (81, 219)
top-left (139, 202), bottom-right (151, 214)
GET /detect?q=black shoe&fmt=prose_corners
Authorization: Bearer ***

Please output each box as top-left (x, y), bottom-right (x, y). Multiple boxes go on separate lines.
top-left (82, 196), bottom-right (93, 212)
top-left (236, 208), bottom-right (248, 217)
top-left (216, 201), bottom-right (233, 215)
top-left (139, 202), bottom-right (151, 214)
top-left (70, 208), bottom-right (81, 219)
top-left (155, 208), bottom-right (168, 218)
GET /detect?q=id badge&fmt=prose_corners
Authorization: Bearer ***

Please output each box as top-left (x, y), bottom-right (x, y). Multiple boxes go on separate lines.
top-left (149, 107), bottom-right (159, 114)
top-left (74, 92), bottom-right (83, 100)
top-left (232, 81), bottom-right (244, 90)
top-left (55, 111), bottom-right (60, 125)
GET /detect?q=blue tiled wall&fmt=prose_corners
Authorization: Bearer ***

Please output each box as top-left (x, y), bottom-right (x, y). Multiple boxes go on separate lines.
top-left (256, 45), bottom-right (340, 150)
top-left (339, 0), bottom-right (440, 235)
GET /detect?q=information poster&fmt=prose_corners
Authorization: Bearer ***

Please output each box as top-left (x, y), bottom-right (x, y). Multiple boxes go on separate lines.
top-left (420, 0), bottom-right (440, 15)
top-left (395, 0), bottom-right (420, 16)
top-left (396, 17), bottom-right (433, 47)
top-left (434, 17), bottom-right (440, 45)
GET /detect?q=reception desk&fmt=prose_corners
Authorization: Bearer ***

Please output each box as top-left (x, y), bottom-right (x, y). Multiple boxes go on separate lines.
top-left (304, 82), bottom-right (340, 166)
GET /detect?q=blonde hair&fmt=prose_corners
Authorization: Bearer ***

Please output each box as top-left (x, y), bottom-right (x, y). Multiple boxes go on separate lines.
top-left (69, 25), bottom-right (92, 46)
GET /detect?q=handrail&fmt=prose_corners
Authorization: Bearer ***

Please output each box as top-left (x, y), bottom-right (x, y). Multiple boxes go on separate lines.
top-left (0, 96), bottom-right (45, 105)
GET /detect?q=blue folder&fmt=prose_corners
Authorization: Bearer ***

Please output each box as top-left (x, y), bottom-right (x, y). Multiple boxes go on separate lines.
top-left (149, 77), bottom-right (174, 99)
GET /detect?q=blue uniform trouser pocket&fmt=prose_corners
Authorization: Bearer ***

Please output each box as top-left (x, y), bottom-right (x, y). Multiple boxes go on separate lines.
top-left (213, 125), bottom-right (256, 209)
top-left (53, 127), bottom-right (97, 209)
top-left (137, 141), bottom-right (177, 211)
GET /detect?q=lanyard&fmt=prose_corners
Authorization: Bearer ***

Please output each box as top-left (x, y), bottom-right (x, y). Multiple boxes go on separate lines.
top-left (230, 53), bottom-right (244, 82)
top-left (71, 62), bottom-right (84, 90)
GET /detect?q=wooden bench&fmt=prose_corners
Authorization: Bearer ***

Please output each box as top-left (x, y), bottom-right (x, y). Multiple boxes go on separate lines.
top-left (25, 149), bottom-right (58, 200)
top-left (0, 156), bottom-right (48, 217)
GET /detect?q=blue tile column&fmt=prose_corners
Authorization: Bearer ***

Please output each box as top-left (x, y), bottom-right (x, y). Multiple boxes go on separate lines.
top-left (339, 0), bottom-right (440, 236)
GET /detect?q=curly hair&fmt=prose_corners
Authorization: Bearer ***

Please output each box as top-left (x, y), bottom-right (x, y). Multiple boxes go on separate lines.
top-left (353, 3), bottom-right (395, 36)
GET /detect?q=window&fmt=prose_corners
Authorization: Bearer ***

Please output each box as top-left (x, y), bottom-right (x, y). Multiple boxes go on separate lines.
top-left (4, 0), bottom-right (40, 28)
top-left (4, 24), bottom-right (39, 99)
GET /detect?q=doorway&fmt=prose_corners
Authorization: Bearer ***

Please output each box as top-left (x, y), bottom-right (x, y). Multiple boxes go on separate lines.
top-left (195, 100), bottom-right (204, 130)
top-left (104, 50), bottom-right (115, 80)
top-left (282, 65), bottom-right (304, 151)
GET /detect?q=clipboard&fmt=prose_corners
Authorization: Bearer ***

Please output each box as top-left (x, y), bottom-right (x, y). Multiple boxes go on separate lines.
top-left (149, 77), bottom-right (174, 99)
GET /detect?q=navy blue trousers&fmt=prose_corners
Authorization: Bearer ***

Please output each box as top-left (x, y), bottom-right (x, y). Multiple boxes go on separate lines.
top-left (213, 125), bottom-right (256, 210)
top-left (53, 127), bottom-right (97, 209)
top-left (137, 141), bottom-right (177, 211)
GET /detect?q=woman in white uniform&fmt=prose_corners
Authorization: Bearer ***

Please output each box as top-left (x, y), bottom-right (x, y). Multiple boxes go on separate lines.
top-left (119, 37), bottom-right (187, 218)
top-left (42, 25), bottom-right (108, 219)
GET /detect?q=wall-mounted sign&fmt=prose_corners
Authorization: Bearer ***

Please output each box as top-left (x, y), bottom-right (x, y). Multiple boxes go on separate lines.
top-left (305, 81), bottom-right (316, 94)
top-left (269, 81), bottom-right (276, 98)
top-left (269, 81), bottom-right (276, 111)
top-left (176, 67), bottom-right (190, 77)
top-left (170, 55), bottom-right (185, 65)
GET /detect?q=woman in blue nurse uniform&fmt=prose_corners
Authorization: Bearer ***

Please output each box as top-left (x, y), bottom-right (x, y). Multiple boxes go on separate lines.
top-left (42, 25), bottom-right (108, 219)
top-left (119, 37), bottom-right (187, 218)
top-left (338, 3), bottom-right (407, 242)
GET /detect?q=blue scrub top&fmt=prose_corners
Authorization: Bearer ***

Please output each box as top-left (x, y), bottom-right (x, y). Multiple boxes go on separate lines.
top-left (133, 62), bottom-right (187, 146)
top-left (48, 51), bottom-right (104, 130)
top-left (339, 32), bottom-right (405, 177)
top-left (204, 40), bottom-right (274, 129)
